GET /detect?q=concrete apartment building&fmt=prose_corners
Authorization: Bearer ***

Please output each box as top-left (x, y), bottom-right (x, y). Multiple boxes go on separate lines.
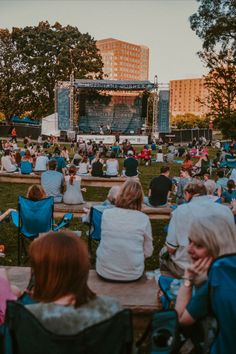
top-left (170, 78), bottom-right (209, 117)
top-left (96, 38), bottom-right (149, 81)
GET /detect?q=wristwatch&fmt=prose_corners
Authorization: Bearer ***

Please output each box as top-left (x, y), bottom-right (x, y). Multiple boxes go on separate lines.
top-left (183, 278), bottom-right (192, 288)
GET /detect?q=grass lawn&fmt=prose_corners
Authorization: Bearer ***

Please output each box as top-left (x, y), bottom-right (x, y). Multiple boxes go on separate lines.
top-left (0, 145), bottom-right (217, 270)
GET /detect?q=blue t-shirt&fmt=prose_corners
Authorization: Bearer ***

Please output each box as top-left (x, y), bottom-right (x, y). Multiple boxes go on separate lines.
top-left (222, 189), bottom-right (236, 203)
top-left (187, 281), bottom-right (209, 320)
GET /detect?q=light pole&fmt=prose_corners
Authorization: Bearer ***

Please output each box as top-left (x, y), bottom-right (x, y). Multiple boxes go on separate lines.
top-left (152, 75), bottom-right (159, 139)
top-left (69, 48), bottom-right (75, 132)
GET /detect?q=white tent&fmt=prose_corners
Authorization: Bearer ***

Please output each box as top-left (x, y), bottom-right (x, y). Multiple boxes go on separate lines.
top-left (41, 113), bottom-right (60, 137)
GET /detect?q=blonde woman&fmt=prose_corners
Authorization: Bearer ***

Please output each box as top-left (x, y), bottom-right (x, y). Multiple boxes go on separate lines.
top-left (96, 179), bottom-right (153, 282)
top-left (175, 214), bottom-right (236, 353)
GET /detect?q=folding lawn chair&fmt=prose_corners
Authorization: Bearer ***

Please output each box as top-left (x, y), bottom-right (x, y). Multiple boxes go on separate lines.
top-left (3, 301), bottom-right (133, 354)
top-left (88, 204), bottom-right (112, 253)
top-left (11, 196), bottom-right (73, 264)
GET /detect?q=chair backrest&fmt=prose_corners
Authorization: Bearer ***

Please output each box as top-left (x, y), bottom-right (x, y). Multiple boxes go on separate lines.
top-left (89, 204), bottom-right (112, 241)
top-left (208, 254), bottom-right (236, 354)
top-left (4, 301), bottom-right (133, 354)
top-left (18, 196), bottom-right (54, 237)
top-left (20, 161), bottom-right (33, 174)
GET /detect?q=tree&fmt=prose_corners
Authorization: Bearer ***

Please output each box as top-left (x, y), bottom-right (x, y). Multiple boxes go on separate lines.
top-left (200, 51), bottom-right (236, 119)
top-left (190, 1), bottom-right (236, 138)
top-left (190, 0), bottom-right (236, 57)
top-left (0, 21), bottom-right (103, 119)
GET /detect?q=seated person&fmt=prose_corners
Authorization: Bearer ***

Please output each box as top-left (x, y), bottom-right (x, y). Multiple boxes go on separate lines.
top-left (34, 152), bottom-right (48, 172)
top-left (41, 159), bottom-right (64, 203)
top-left (91, 152), bottom-right (104, 177)
top-left (96, 179), bottom-right (153, 282)
top-left (204, 179), bottom-right (221, 202)
top-left (52, 149), bottom-right (67, 175)
top-left (105, 152), bottom-right (119, 177)
top-left (0, 231), bottom-right (121, 331)
top-left (63, 165), bottom-right (86, 205)
top-left (138, 146), bottom-right (151, 165)
top-left (159, 181), bottom-right (235, 278)
top-left (182, 153), bottom-right (193, 170)
top-left (176, 168), bottom-right (192, 205)
top-left (175, 215), bottom-right (236, 354)
top-left (192, 155), bottom-right (210, 176)
top-left (144, 166), bottom-right (172, 207)
top-left (72, 151), bottom-right (83, 166)
top-left (215, 169), bottom-right (228, 195)
top-left (0, 150), bottom-right (17, 172)
top-left (77, 156), bottom-right (90, 175)
top-left (222, 180), bottom-right (236, 203)
top-left (123, 151), bottom-right (138, 177)
top-left (0, 209), bottom-right (16, 223)
top-left (156, 149), bottom-right (164, 163)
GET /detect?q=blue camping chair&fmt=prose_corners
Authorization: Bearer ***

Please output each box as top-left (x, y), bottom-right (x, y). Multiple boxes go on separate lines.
top-left (11, 196), bottom-right (73, 264)
top-left (207, 253), bottom-right (236, 354)
top-left (88, 204), bottom-right (112, 253)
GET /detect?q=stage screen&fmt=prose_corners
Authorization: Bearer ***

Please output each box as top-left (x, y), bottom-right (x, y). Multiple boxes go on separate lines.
top-left (78, 91), bottom-right (147, 134)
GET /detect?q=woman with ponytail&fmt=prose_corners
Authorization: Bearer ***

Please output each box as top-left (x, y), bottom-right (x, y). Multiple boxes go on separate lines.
top-left (63, 165), bottom-right (86, 204)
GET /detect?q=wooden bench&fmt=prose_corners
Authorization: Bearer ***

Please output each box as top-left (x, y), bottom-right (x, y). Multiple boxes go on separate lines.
top-left (2, 266), bottom-right (158, 332)
top-left (0, 172), bottom-right (126, 187)
top-left (54, 202), bottom-right (172, 220)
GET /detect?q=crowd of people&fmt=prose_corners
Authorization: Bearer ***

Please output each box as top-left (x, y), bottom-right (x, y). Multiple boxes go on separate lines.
top-left (0, 133), bottom-right (236, 353)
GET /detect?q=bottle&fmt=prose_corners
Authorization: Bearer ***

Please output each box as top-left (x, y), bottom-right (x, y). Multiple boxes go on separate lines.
top-left (169, 279), bottom-right (182, 297)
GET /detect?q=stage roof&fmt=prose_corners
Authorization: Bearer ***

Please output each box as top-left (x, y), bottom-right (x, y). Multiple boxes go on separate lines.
top-left (73, 79), bottom-right (154, 91)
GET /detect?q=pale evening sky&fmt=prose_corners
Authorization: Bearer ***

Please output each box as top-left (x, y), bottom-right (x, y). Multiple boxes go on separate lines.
top-left (0, 0), bottom-right (207, 84)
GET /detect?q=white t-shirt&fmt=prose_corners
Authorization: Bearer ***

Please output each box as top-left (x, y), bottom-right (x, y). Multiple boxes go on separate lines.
top-left (96, 207), bottom-right (153, 281)
top-left (105, 159), bottom-right (119, 176)
top-left (166, 196), bottom-right (235, 270)
top-left (77, 162), bottom-right (90, 175)
top-left (34, 156), bottom-right (49, 171)
top-left (1, 156), bottom-right (17, 172)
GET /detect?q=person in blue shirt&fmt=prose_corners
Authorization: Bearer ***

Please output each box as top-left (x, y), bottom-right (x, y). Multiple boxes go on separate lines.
top-left (175, 214), bottom-right (236, 354)
top-left (222, 179), bottom-right (236, 203)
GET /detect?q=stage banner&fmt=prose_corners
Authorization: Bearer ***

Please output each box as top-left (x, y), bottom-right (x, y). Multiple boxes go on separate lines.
top-left (77, 135), bottom-right (148, 145)
top-left (158, 90), bottom-right (170, 133)
top-left (57, 87), bottom-right (70, 130)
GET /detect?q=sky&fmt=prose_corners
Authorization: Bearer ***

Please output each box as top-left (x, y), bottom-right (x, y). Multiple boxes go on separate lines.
top-left (0, 0), bottom-right (207, 84)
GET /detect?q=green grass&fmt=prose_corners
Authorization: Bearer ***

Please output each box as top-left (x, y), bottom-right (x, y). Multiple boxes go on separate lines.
top-left (0, 145), bottom-right (217, 269)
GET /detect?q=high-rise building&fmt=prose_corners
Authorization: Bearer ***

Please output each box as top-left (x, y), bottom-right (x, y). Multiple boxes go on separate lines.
top-left (170, 78), bottom-right (209, 117)
top-left (96, 38), bottom-right (149, 81)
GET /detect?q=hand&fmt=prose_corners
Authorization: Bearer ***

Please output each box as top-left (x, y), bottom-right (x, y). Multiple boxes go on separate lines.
top-left (231, 199), bottom-right (236, 210)
top-left (184, 257), bottom-right (213, 280)
top-left (81, 188), bottom-right (87, 192)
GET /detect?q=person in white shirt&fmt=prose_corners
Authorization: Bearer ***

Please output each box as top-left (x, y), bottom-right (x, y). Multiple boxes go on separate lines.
top-left (105, 152), bottom-right (119, 177)
top-left (160, 181), bottom-right (235, 278)
top-left (96, 179), bottom-right (153, 282)
top-left (77, 156), bottom-right (90, 175)
top-left (34, 152), bottom-right (49, 172)
top-left (0, 150), bottom-right (17, 172)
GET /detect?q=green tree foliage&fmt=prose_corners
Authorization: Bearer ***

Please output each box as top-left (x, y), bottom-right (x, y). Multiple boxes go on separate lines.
top-left (190, 1), bottom-right (236, 137)
top-left (171, 113), bottom-right (210, 129)
top-left (0, 21), bottom-right (103, 119)
top-left (200, 51), bottom-right (236, 120)
top-left (190, 0), bottom-right (236, 56)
